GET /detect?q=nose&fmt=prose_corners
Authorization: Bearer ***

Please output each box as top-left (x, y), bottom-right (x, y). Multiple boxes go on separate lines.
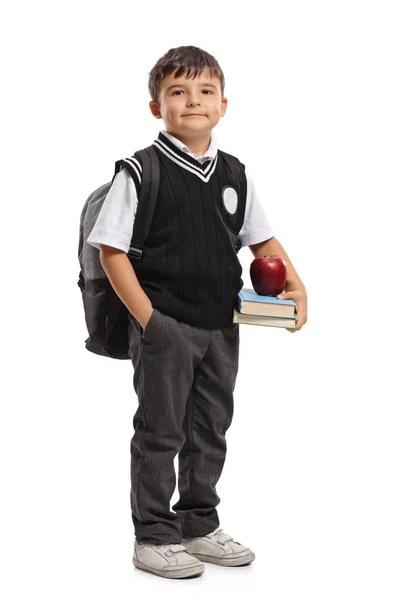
top-left (186, 93), bottom-right (201, 106)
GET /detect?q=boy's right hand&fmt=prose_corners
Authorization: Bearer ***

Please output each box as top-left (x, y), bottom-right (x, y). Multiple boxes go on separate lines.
top-left (140, 307), bottom-right (155, 331)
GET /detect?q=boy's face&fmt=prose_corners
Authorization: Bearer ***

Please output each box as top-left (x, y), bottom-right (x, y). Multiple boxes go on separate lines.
top-left (149, 68), bottom-right (227, 139)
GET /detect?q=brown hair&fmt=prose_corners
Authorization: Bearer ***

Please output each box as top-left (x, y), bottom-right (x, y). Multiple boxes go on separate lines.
top-left (148, 45), bottom-right (225, 104)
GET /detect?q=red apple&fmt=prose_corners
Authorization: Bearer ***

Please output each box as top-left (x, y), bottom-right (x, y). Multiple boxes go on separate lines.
top-left (250, 255), bottom-right (287, 296)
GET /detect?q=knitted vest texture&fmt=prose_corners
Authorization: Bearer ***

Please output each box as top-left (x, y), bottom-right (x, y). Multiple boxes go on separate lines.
top-left (130, 132), bottom-right (247, 330)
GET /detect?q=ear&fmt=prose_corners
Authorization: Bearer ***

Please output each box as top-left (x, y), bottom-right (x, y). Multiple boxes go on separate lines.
top-left (149, 101), bottom-right (162, 119)
top-left (220, 97), bottom-right (228, 117)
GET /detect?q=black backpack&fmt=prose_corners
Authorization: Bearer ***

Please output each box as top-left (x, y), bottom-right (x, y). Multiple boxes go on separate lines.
top-left (77, 146), bottom-right (160, 360)
top-left (77, 146), bottom-right (244, 360)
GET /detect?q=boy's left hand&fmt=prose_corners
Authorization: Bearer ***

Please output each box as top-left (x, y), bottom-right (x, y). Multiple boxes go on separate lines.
top-left (277, 286), bottom-right (308, 332)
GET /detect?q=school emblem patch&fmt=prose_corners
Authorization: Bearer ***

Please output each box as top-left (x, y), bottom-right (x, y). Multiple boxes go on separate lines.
top-left (222, 186), bottom-right (238, 214)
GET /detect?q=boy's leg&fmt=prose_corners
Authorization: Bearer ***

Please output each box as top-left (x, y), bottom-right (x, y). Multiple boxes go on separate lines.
top-left (172, 323), bottom-right (240, 538)
top-left (127, 308), bottom-right (210, 545)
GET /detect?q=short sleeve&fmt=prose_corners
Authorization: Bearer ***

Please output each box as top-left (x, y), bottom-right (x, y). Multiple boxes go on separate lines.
top-left (86, 168), bottom-right (138, 253)
top-left (238, 170), bottom-right (274, 246)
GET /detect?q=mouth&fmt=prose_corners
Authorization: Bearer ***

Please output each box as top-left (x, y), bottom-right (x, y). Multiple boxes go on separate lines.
top-left (183, 114), bottom-right (205, 117)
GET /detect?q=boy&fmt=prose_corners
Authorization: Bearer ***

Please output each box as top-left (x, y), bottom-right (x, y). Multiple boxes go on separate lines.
top-left (87, 46), bottom-right (307, 579)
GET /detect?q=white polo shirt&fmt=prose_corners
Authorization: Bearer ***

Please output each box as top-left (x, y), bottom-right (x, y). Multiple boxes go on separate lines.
top-left (87, 129), bottom-right (274, 252)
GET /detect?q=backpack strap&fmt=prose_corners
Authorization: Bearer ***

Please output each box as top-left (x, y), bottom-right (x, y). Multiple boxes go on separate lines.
top-left (103, 146), bottom-right (160, 344)
top-left (125, 145), bottom-right (160, 267)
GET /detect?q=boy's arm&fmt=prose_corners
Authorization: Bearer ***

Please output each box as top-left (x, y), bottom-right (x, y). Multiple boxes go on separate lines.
top-left (248, 237), bottom-right (308, 331)
top-left (100, 244), bottom-right (153, 329)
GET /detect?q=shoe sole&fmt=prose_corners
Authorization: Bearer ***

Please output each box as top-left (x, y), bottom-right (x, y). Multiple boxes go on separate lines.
top-left (189, 551), bottom-right (256, 567)
top-left (133, 557), bottom-right (205, 579)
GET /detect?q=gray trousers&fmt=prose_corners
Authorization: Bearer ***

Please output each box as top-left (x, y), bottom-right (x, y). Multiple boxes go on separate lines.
top-left (127, 307), bottom-right (240, 545)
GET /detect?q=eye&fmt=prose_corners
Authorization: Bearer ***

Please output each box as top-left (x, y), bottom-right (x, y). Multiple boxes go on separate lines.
top-left (171, 89), bottom-right (214, 96)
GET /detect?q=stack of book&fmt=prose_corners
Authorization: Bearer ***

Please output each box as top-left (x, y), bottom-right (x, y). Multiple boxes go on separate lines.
top-left (233, 287), bottom-right (298, 329)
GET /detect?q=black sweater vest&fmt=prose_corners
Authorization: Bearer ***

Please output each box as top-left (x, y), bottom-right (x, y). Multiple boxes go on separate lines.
top-left (127, 132), bottom-right (247, 330)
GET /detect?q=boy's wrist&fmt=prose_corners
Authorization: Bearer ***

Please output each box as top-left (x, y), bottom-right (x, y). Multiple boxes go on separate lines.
top-left (134, 301), bottom-right (154, 330)
top-left (285, 279), bottom-right (305, 292)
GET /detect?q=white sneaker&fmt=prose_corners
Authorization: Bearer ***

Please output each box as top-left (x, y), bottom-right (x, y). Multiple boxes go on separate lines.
top-left (182, 527), bottom-right (255, 567)
top-left (133, 541), bottom-right (205, 578)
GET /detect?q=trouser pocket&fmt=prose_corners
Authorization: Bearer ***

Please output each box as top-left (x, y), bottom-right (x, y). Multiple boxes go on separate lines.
top-left (141, 308), bottom-right (161, 342)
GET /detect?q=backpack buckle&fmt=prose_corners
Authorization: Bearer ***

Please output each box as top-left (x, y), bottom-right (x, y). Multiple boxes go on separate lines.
top-left (127, 246), bottom-right (143, 259)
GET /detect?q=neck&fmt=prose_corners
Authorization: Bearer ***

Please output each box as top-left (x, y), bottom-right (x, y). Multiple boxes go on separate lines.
top-left (166, 130), bottom-right (212, 158)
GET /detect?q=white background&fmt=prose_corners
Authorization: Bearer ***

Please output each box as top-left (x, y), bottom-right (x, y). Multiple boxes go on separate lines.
top-left (1, 1), bottom-right (399, 598)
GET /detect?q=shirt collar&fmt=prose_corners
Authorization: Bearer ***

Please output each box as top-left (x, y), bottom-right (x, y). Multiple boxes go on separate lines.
top-left (160, 129), bottom-right (218, 164)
